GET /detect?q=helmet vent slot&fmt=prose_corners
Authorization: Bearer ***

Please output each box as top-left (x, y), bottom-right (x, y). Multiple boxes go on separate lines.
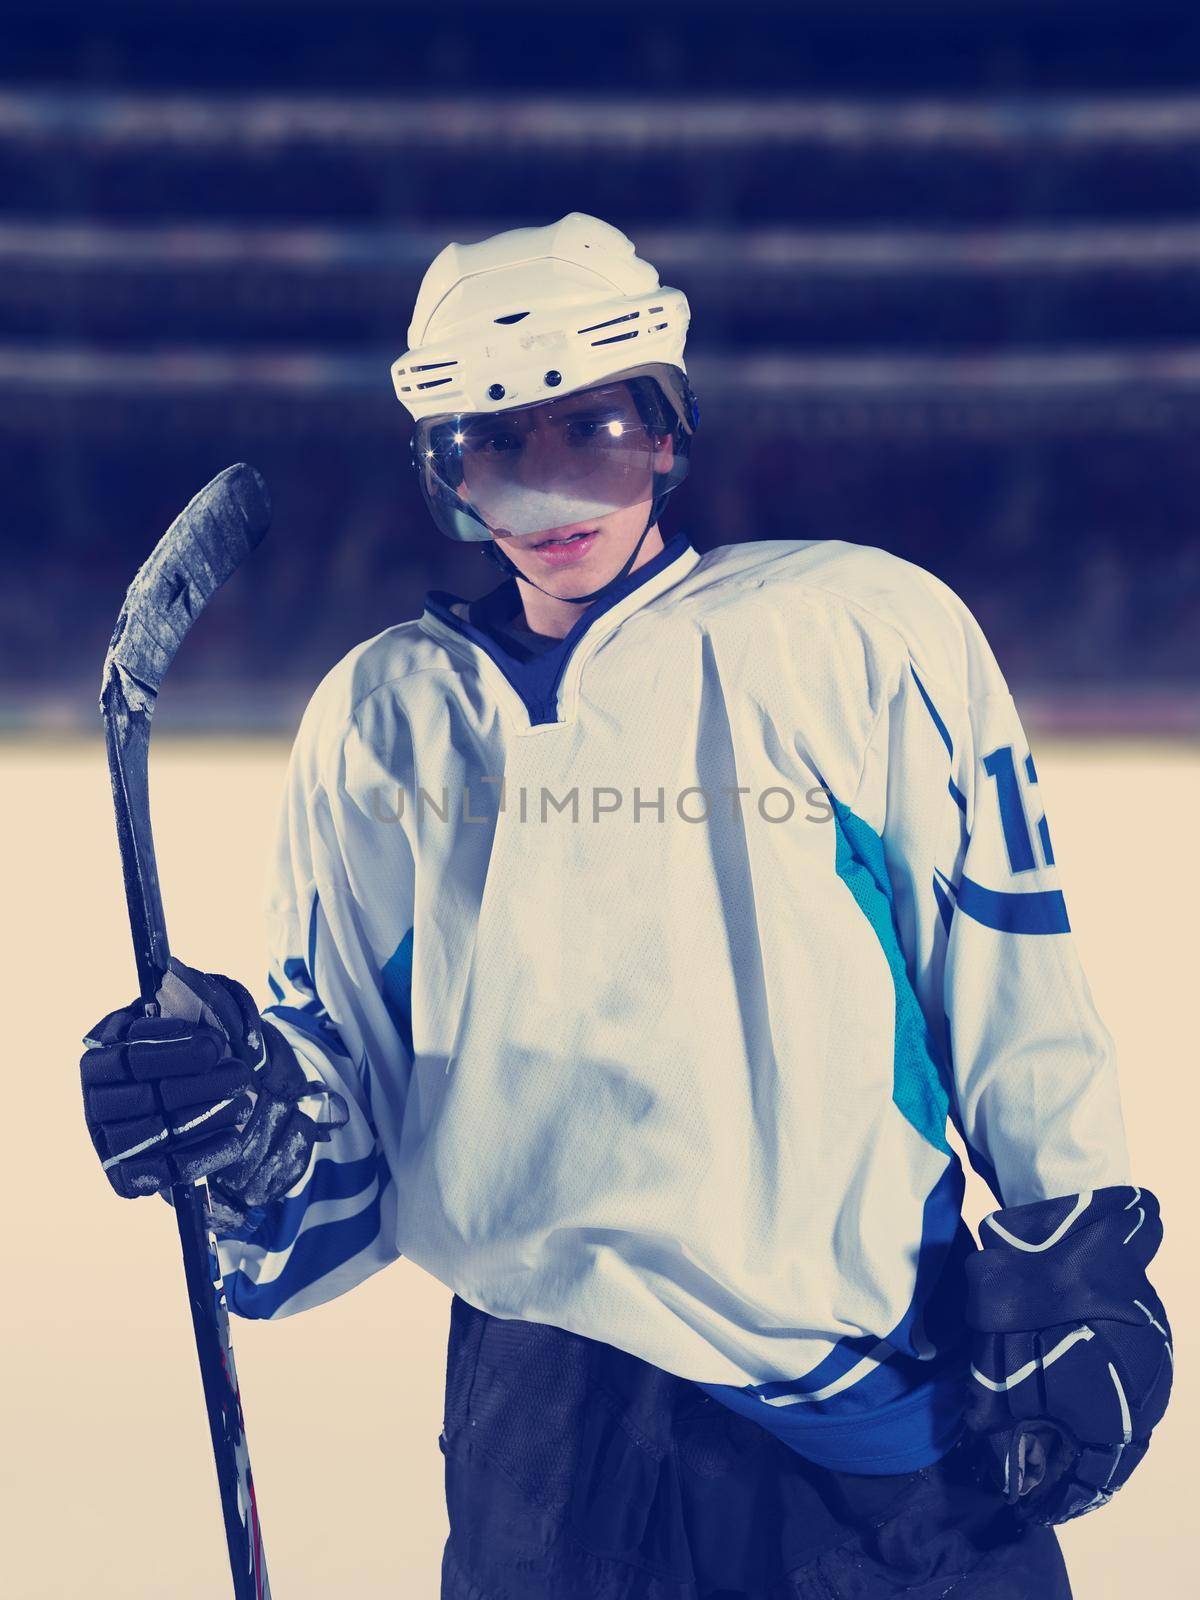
top-left (494, 311), bottom-right (530, 325)
top-left (577, 310), bottom-right (640, 335)
top-left (416, 376), bottom-right (454, 390)
top-left (411, 360), bottom-right (458, 373)
top-left (590, 330), bottom-right (640, 347)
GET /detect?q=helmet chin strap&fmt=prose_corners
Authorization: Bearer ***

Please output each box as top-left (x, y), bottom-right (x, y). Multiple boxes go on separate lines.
top-left (480, 498), bottom-right (664, 605)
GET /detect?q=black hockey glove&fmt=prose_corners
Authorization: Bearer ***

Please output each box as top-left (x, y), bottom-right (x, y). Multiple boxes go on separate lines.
top-left (963, 1185), bottom-right (1173, 1526)
top-left (81, 957), bottom-right (347, 1215)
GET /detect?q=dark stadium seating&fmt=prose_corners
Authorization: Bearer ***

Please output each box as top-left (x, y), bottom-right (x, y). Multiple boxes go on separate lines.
top-left (1, 1), bottom-right (1197, 727)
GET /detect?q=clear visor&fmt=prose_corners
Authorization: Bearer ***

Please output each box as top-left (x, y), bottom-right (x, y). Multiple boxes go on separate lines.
top-left (412, 364), bottom-right (694, 542)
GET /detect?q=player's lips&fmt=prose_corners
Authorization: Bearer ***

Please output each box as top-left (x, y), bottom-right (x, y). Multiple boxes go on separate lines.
top-left (528, 526), bottom-right (601, 565)
top-left (532, 523), bottom-right (599, 547)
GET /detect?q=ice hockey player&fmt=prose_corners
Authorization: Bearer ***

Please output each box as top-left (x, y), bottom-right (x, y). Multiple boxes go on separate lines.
top-left (81, 212), bottom-right (1173, 1597)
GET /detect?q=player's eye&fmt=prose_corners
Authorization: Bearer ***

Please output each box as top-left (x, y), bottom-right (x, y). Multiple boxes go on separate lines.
top-left (463, 428), bottom-right (522, 455)
top-left (565, 414), bottom-right (628, 443)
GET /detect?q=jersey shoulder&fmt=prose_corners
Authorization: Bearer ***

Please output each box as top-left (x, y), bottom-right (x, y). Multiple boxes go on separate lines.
top-left (687, 538), bottom-right (1007, 701)
top-left (286, 617), bottom-right (441, 786)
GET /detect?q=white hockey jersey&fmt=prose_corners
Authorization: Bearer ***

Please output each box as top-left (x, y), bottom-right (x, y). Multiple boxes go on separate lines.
top-left (216, 531), bottom-right (1132, 1473)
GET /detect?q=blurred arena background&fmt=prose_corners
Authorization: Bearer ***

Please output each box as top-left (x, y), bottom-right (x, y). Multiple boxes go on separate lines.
top-left (2, 0), bottom-right (1199, 729)
top-left (1, 3), bottom-right (1196, 1597)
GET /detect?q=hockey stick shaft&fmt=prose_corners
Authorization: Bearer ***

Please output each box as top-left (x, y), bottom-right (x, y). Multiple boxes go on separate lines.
top-left (100, 466), bottom-right (272, 1599)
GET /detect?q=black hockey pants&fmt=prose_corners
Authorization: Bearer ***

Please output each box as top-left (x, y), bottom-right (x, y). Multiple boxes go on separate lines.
top-left (439, 1293), bottom-right (1073, 1600)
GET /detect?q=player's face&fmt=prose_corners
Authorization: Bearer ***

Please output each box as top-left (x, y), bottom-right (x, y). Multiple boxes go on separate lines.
top-left (419, 369), bottom-right (687, 562)
top-left (486, 423), bottom-right (674, 597)
top-left (489, 491), bottom-right (669, 596)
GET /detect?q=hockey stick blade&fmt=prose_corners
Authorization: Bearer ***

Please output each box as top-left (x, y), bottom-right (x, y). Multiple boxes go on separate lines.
top-left (102, 463), bottom-right (270, 720)
top-left (100, 464), bottom-right (273, 1600)
top-left (100, 463), bottom-right (270, 988)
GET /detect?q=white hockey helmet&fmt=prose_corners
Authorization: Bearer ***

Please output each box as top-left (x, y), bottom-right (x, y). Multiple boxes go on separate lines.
top-left (393, 213), bottom-right (699, 549)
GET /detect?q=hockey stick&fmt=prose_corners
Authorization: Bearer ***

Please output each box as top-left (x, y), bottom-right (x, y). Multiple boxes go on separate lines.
top-left (99, 464), bottom-right (273, 1600)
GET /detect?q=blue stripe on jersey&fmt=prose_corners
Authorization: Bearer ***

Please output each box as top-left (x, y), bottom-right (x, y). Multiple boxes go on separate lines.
top-left (225, 1167), bottom-right (392, 1320)
top-left (307, 890), bottom-right (321, 998)
top-left (230, 1149), bottom-right (385, 1257)
top-left (694, 1162), bottom-right (974, 1471)
top-left (358, 1050), bottom-right (377, 1128)
top-left (938, 1015), bottom-right (1004, 1206)
top-left (910, 666), bottom-right (953, 759)
top-left (957, 875), bottom-right (1070, 934)
top-left (830, 795), bottom-right (951, 1155)
top-left (931, 872), bottom-right (955, 937)
top-left (381, 928), bottom-right (415, 1063)
top-left (911, 668), bottom-right (966, 811)
top-left (738, 1161), bottom-right (967, 1408)
top-left (264, 1002), bottom-right (354, 1060)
